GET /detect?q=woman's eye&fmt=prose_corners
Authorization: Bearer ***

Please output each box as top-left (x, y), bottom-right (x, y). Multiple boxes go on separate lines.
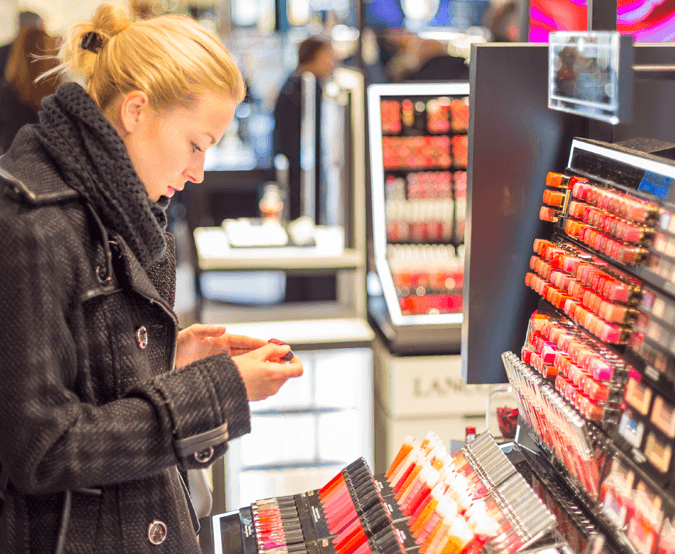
top-left (192, 143), bottom-right (202, 153)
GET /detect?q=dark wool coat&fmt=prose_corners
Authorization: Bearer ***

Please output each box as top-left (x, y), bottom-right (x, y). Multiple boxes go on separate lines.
top-left (0, 128), bottom-right (251, 553)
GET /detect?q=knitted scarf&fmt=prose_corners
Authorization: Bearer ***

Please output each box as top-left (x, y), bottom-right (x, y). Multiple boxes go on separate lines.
top-left (37, 82), bottom-right (168, 270)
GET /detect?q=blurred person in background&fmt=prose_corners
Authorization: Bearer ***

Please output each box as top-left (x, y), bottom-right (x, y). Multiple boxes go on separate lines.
top-left (403, 38), bottom-right (469, 82)
top-left (273, 34), bottom-right (336, 222)
top-left (483, 0), bottom-right (521, 42)
top-left (0, 10), bottom-right (44, 75)
top-left (272, 35), bottom-right (338, 302)
top-left (381, 29), bottom-right (421, 82)
top-left (0, 25), bottom-right (60, 154)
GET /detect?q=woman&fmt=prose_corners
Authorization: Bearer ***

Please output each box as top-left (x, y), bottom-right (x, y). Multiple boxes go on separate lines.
top-left (0, 4), bottom-right (303, 553)
top-left (0, 25), bottom-right (60, 154)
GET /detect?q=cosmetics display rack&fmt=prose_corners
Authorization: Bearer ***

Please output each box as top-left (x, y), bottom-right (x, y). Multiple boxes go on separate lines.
top-left (201, 431), bottom-right (567, 554)
top-left (367, 83), bottom-right (469, 354)
top-left (503, 138), bottom-right (675, 554)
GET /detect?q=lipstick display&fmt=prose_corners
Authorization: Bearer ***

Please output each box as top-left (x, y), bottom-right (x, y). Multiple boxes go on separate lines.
top-left (503, 138), bottom-right (675, 554)
top-left (206, 433), bottom-right (565, 554)
top-left (379, 94), bottom-right (468, 317)
top-left (368, 83), bottom-right (470, 354)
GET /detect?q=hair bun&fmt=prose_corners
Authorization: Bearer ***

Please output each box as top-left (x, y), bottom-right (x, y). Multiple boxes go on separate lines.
top-left (54, 3), bottom-right (131, 82)
top-left (90, 3), bottom-right (131, 41)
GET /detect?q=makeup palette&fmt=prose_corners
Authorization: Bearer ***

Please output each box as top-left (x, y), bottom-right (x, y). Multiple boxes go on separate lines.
top-left (630, 286), bottom-right (675, 373)
top-left (613, 367), bottom-right (675, 485)
top-left (597, 452), bottom-right (675, 554)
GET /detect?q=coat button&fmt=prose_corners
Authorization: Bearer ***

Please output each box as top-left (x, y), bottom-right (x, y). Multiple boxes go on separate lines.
top-left (148, 520), bottom-right (167, 545)
top-left (96, 265), bottom-right (111, 285)
top-left (136, 326), bottom-right (149, 349)
top-left (195, 447), bottom-right (214, 464)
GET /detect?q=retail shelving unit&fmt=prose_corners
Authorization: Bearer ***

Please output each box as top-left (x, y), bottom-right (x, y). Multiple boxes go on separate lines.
top-left (367, 82), bottom-right (469, 356)
top-left (366, 82), bottom-right (496, 474)
top-left (503, 137), bottom-right (675, 554)
top-left (458, 37), bottom-right (675, 554)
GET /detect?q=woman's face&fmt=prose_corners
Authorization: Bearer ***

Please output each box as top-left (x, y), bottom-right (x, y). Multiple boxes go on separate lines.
top-left (118, 90), bottom-right (237, 201)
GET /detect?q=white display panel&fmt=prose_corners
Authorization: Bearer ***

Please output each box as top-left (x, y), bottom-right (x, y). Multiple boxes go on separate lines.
top-left (368, 83), bottom-right (470, 328)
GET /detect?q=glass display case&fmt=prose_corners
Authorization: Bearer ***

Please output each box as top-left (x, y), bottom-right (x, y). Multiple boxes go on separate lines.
top-left (367, 83), bottom-right (469, 354)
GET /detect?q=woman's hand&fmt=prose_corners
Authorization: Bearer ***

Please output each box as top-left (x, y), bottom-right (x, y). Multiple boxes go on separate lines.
top-left (232, 343), bottom-right (304, 401)
top-left (175, 324), bottom-right (267, 369)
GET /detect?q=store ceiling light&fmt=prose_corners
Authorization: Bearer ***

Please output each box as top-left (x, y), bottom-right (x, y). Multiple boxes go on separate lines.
top-left (401, 0), bottom-right (440, 22)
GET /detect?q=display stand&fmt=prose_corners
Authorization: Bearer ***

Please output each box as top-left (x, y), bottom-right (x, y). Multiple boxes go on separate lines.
top-left (200, 433), bottom-right (560, 554)
top-left (367, 82), bottom-right (469, 356)
top-left (458, 36), bottom-right (675, 554)
top-left (365, 82), bottom-right (496, 472)
top-left (503, 137), bottom-right (675, 554)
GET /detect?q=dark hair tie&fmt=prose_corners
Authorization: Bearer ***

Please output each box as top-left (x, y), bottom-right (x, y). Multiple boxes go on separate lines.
top-left (81, 32), bottom-right (103, 53)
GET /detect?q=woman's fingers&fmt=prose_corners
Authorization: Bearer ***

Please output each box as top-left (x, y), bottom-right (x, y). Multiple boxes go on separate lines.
top-left (233, 345), bottom-right (304, 401)
top-left (253, 342), bottom-right (292, 361)
top-left (275, 358), bottom-right (303, 378)
top-left (187, 324), bottom-right (227, 337)
top-left (226, 333), bottom-right (268, 350)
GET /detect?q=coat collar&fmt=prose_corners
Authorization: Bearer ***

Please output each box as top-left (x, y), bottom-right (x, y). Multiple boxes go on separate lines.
top-left (110, 230), bottom-right (177, 323)
top-left (1, 126), bottom-right (175, 320)
top-left (0, 126), bottom-right (79, 204)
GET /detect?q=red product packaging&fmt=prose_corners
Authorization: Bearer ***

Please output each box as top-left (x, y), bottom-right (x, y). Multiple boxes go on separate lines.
top-left (584, 377), bottom-right (610, 403)
top-left (541, 342), bottom-right (558, 364)
top-left (522, 348), bottom-right (535, 365)
top-left (580, 396), bottom-right (605, 422)
top-left (599, 322), bottom-right (624, 344)
top-left (540, 207), bottom-right (558, 222)
top-left (543, 190), bottom-right (565, 208)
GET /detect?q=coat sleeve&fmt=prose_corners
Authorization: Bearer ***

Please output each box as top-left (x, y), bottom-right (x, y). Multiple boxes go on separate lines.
top-left (0, 209), bottom-right (250, 495)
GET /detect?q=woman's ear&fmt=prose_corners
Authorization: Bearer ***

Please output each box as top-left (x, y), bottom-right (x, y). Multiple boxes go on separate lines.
top-left (119, 90), bottom-right (151, 134)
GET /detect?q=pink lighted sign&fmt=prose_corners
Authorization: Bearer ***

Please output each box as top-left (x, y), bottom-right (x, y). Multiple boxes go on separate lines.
top-left (530, 0), bottom-right (675, 42)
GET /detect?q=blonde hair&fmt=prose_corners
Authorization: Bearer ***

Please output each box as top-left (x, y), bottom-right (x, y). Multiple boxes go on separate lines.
top-left (48, 3), bottom-right (245, 113)
top-left (6, 25), bottom-right (60, 112)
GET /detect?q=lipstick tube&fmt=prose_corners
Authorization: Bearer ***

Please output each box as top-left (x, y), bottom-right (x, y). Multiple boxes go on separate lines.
top-left (385, 436), bottom-right (417, 479)
top-left (415, 500), bottom-right (457, 546)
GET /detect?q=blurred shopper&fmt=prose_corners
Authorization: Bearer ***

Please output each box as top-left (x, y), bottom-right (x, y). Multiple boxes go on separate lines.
top-left (0, 3), bottom-right (303, 552)
top-left (403, 38), bottom-right (469, 82)
top-left (483, 0), bottom-right (521, 42)
top-left (381, 29), bottom-right (421, 82)
top-left (273, 35), bottom-right (336, 222)
top-left (0, 10), bottom-right (44, 75)
top-left (0, 25), bottom-right (60, 153)
top-left (272, 35), bottom-right (337, 302)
